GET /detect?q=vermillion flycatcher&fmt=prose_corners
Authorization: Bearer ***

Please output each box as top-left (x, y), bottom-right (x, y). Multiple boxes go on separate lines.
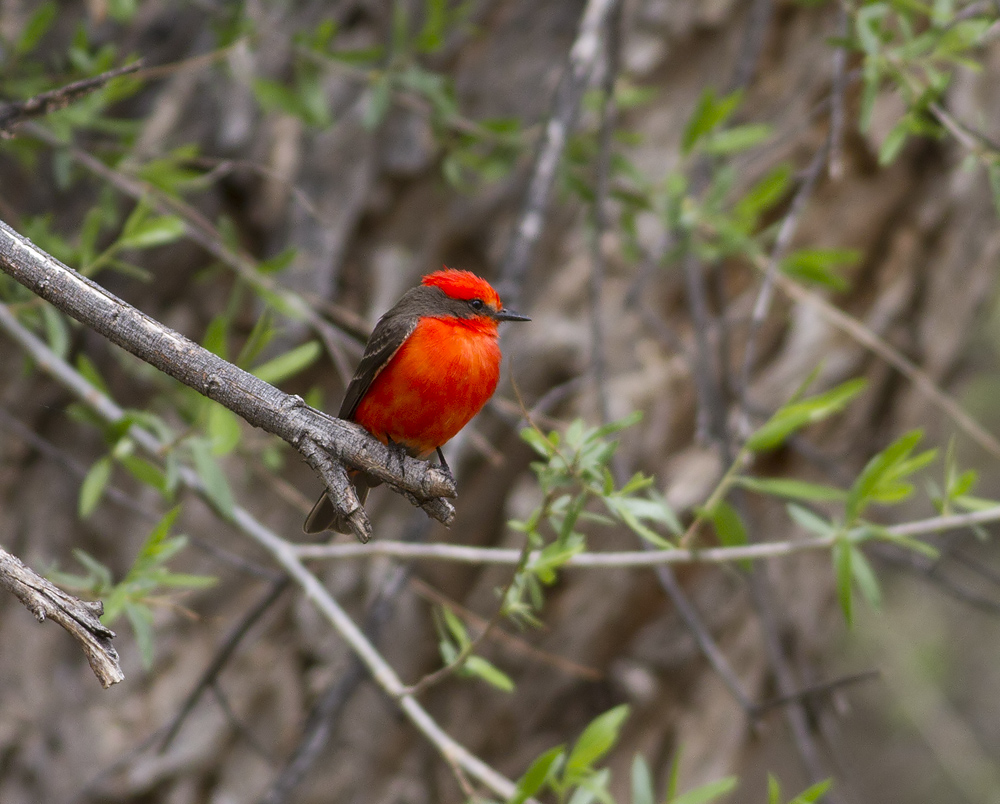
top-left (304, 268), bottom-right (529, 535)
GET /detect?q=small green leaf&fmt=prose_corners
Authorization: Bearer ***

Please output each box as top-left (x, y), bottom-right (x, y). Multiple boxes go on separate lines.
top-left (251, 341), bottom-right (321, 385)
top-left (670, 776), bottom-right (739, 804)
top-left (786, 504), bottom-right (836, 537)
top-left (119, 213), bottom-right (185, 250)
top-left (124, 600), bottom-right (156, 668)
top-left (631, 755), bottom-right (655, 804)
top-left (464, 655), bottom-right (515, 692)
top-left (781, 248), bottom-right (859, 291)
top-left (364, 75), bottom-right (393, 130)
top-left (16, 2), bottom-right (57, 54)
top-left (41, 304), bottom-right (70, 358)
top-left (850, 546), bottom-right (881, 610)
top-left (705, 500), bottom-right (748, 548)
top-left (565, 705), bottom-right (630, 780)
top-left (747, 378), bottom-right (867, 452)
top-left (834, 537), bottom-right (853, 626)
top-left (207, 403), bottom-right (242, 456)
top-left (736, 476), bottom-right (846, 502)
top-left (79, 456), bottom-right (112, 518)
top-left (510, 745), bottom-right (564, 804)
top-left (788, 779), bottom-right (833, 804)
top-left (189, 438), bottom-right (235, 519)
top-left (701, 123), bottom-right (772, 155)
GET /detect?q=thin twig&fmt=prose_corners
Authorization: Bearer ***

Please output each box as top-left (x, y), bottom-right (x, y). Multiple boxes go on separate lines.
top-left (587, 2), bottom-right (622, 427)
top-left (0, 62), bottom-right (142, 134)
top-left (498, 0), bottom-right (622, 307)
top-left (294, 504), bottom-right (1000, 565)
top-left (260, 517), bottom-right (427, 804)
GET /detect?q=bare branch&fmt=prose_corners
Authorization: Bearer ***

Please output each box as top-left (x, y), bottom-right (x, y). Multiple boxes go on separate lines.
top-left (296, 505), bottom-right (1000, 565)
top-left (498, 0), bottom-right (622, 306)
top-left (0, 62), bottom-right (142, 135)
top-left (0, 546), bottom-right (123, 688)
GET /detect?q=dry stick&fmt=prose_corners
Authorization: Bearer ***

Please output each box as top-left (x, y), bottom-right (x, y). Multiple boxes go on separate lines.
top-left (295, 504), bottom-right (1000, 565)
top-left (586, 2), bottom-right (621, 427)
top-left (260, 515), bottom-right (430, 804)
top-left (0, 61), bottom-right (142, 134)
top-left (497, 0), bottom-right (621, 307)
top-left (0, 219), bottom-right (457, 541)
top-left (0, 287), bottom-right (523, 803)
top-left (0, 545), bottom-right (124, 688)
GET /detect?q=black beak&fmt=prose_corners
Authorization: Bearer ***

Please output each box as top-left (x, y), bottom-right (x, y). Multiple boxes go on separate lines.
top-left (495, 307), bottom-right (531, 322)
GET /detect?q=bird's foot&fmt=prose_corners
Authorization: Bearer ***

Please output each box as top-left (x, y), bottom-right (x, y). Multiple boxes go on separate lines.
top-left (385, 437), bottom-right (408, 477)
top-left (435, 447), bottom-right (455, 483)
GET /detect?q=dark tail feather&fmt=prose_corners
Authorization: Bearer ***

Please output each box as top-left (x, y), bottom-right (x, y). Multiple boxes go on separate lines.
top-left (302, 475), bottom-right (372, 535)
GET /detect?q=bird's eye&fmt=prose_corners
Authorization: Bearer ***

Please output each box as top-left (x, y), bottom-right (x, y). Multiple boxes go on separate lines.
top-left (469, 298), bottom-right (485, 311)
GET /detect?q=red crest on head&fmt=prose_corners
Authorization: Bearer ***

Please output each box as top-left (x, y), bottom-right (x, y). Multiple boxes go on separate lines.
top-left (422, 268), bottom-right (502, 309)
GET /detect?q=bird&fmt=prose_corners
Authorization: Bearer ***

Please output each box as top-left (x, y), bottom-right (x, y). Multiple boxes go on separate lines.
top-left (304, 268), bottom-right (530, 535)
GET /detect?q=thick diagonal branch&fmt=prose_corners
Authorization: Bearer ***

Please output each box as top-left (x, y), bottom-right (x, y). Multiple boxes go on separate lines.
top-left (0, 219), bottom-right (455, 541)
top-left (0, 546), bottom-right (123, 688)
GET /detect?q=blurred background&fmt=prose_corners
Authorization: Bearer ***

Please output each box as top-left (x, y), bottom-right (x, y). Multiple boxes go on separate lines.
top-left (2, 1), bottom-right (1000, 802)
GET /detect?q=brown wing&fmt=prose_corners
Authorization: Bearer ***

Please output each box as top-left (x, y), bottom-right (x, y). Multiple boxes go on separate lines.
top-left (338, 303), bottom-right (420, 420)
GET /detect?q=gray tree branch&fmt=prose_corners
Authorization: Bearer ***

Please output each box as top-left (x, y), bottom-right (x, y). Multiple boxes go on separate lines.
top-left (0, 545), bottom-right (124, 688)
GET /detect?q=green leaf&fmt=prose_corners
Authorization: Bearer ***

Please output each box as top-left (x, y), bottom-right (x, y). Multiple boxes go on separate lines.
top-left (682, 89), bottom-right (743, 154)
top-left (701, 123), bottom-right (772, 155)
top-left (364, 75), bottom-right (393, 130)
top-left (510, 746), bottom-right (564, 804)
top-left (736, 476), bottom-right (845, 502)
top-left (786, 503), bottom-right (836, 537)
top-left (565, 705), bottom-right (630, 780)
top-left (834, 537), bottom-right (853, 626)
top-left (705, 500), bottom-right (748, 548)
top-left (734, 163), bottom-right (792, 225)
top-left (16, 2), bottom-right (57, 54)
top-left (670, 776), bottom-right (739, 804)
top-left (746, 378), bottom-right (867, 452)
top-left (521, 427), bottom-right (555, 458)
top-left (850, 546), bottom-right (882, 610)
top-left (189, 438), bottom-right (235, 519)
top-left (41, 304), bottom-right (71, 358)
top-left (251, 341), bottom-right (321, 385)
top-left (120, 455), bottom-right (168, 494)
top-left (631, 755), bottom-right (655, 804)
top-left (207, 403), bottom-right (242, 456)
top-left (79, 456), bottom-right (112, 518)
top-left (124, 600), bottom-right (156, 668)
top-left (788, 779), bottom-right (833, 804)
top-left (119, 209), bottom-right (185, 250)
top-left (846, 429), bottom-right (935, 522)
top-left (464, 655), bottom-right (515, 692)
top-left (781, 248), bottom-right (859, 291)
